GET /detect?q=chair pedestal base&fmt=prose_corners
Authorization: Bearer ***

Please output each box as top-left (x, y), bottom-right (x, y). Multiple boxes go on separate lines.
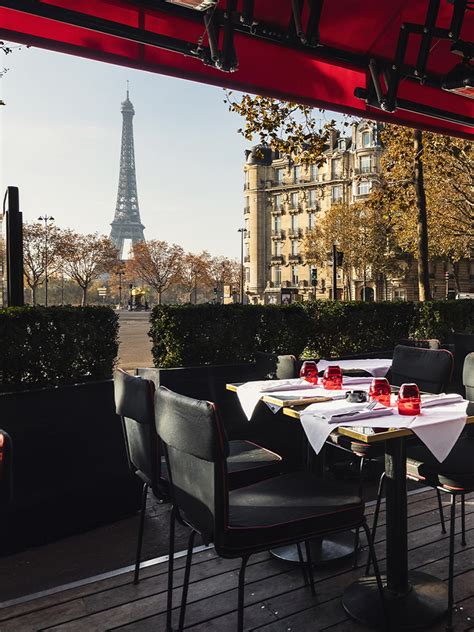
top-left (343, 571), bottom-right (448, 630)
top-left (271, 532), bottom-right (354, 565)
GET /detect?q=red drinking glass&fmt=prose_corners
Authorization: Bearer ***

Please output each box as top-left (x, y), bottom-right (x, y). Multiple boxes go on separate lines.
top-left (299, 361), bottom-right (318, 385)
top-left (369, 377), bottom-right (391, 407)
top-left (322, 365), bottom-right (343, 390)
top-left (397, 383), bottom-right (421, 416)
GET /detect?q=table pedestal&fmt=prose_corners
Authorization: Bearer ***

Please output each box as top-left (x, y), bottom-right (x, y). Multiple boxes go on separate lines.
top-left (343, 571), bottom-right (447, 630)
top-left (271, 531), bottom-right (354, 564)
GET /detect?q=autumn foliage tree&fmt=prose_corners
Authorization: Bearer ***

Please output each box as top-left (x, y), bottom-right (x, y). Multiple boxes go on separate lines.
top-left (60, 231), bottom-right (118, 305)
top-left (23, 221), bottom-right (63, 304)
top-left (131, 240), bottom-right (184, 304)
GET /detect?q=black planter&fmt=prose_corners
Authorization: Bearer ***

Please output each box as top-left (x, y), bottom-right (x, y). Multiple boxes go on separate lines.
top-left (0, 380), bottom-right (142, 554)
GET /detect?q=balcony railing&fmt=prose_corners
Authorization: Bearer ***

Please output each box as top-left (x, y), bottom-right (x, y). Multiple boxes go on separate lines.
top-left (271, 206), bottom-right (284, 215)
top-left (244, 256), bottom-right (250, 263)
top-left (288, 254), bottom-right (302, 263)
top-left (271, 229), bottom-right (285, 239)
top-left (271, 255), bottom-right (284, 264)
top-left (243, 206), bottom-right (250, 214)
top-left (289, 205), bottom-right (303, 214)
top-left (288, 228), bottom-right (303, 239)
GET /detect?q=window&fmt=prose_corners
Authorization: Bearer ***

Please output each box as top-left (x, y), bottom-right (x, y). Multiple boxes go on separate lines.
top-left (294, 165), bottom-right (301, 182)
top-left (244, 170), bottom-right (249, 187)
top-left (244, 218), bottom-right (249, 232)
top-left (274, 241), bottom-right (282, 256)
top-left (357, 181), bottom-right (371, 196)
top-left (273, 215), bottom-right (281, 231)
top-left (291, 240), bottom-right (299, 256)
top-left (291, 266), bottom-right (299, 285)
top-left (338, 139), bottom-right (346, 150)
top-left (361, 131), bottom-right (371, 147)
top-left (245, 243), bottom-right (250, 257)
top-left (274, 194), bottom-right (282, 210)
top-left (245, 267), bottom-right (250, 283)
top-left (291, 214), bottom-right (298, 231)
top-left (331, 185), bottom-right (343, 202)
top-left (244, 196), bottom-right (250, 213)
top-left (310, 164), bottom-right (317, 180)
top-left (331, 158), bottom-right (342, 178)
top-left (308, 212), bottom-right (316, 229)
top-left (291, 192), bottom-right (298, 208)
top-left (274, 266), bottom-right (281, 286)
top-left (394, 289), bottom-right (407, 301)
top-left (276, 168), bottom-right (284, 184)
top-left (360, 155), bottom-right (371, 173)
top-left (308, 189), bottom-right (317, 208)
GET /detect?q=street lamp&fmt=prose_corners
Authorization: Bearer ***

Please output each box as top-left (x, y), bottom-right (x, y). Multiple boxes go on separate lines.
top-left (116, 269), bottom-right (125, 308)
top-left (38, 215), bottom-right (54, 306)
top-left (237, 227), bottom-right (245, 304)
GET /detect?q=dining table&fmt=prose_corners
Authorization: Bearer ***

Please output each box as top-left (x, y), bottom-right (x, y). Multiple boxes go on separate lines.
top-left (281, 400), bottom-right (474, 629)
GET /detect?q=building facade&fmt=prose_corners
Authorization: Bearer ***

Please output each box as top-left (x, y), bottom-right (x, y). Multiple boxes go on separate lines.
top-left (243, 121), bottom-right (473, 304)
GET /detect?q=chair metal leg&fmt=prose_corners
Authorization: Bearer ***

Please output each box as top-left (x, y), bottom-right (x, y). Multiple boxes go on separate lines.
top-left (178, 529), bottom-right (196, 632)
top-left (447, 494), bottom-right (456, 632)
top-left (366, 472), bottom-right (386, 576)
top-left (361, 521), bottom-right (389, 632)
top-left (436, 488), bottom-right (447, 535)
top-left (461, 494), bottom-right (466, 546)
top-left (352, 527), bottom-right (360, 569)
top-left (166, 506), bottom-right (176, 632)
top-left (134, 482), bottom-right (149, 585)
top-left (237, 555), bottom-right (250, 632)
top-left (304, 540), bottom-right (316, 596)
top-left (296, 542), bottom-right (309, 586)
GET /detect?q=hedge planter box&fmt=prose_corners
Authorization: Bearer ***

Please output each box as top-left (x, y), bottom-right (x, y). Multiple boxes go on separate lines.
top-left (0, 380), bottom-right (142, 554)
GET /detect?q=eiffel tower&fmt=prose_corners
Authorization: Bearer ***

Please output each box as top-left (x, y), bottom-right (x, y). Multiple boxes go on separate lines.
top-left (110, 85), bottom-right (145, 259)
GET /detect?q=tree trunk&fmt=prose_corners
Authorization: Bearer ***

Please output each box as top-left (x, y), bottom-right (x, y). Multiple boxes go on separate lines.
top-left (413, 129), bottom-right (432, 301)
top-left (451, 260), bottom-right (461, 293)
top-left (32, 285), bottom-right (37, 306)
top-left (81, 286), bottom-right (88, 306)
top-left (157, 290), bottom-right (162, 305)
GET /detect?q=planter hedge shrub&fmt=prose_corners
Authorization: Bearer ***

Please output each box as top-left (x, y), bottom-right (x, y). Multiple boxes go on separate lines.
top-left (149, 300), bottom-right (474, 368)
top-left (0, 306), bottom-right (119, 392)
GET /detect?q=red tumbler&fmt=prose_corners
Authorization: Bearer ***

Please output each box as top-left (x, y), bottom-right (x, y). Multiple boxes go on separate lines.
top-left (299, 361), bottom-right (318, 385)
top-left (397, 383), bottom-right (421, 416)
top-left (369, 377), bottom-right (391, 407)
top-left (322, 365), bottom-right (343, 390)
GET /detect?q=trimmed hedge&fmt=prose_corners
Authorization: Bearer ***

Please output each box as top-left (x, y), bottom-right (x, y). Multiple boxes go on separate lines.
top-left (149, 300), bottom-right (474, 368)
top-left (0, 306), bottom-right (119, 392)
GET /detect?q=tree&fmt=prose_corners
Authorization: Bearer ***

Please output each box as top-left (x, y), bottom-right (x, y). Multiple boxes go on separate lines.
top-left (209, 255), bottom-right (241, 299)
top-left (23, 221), bottom-right (62, 304)
top-left (60, 231), bottom-right (118, 305)
top-left (177, 251), bottom-right (212, 303)
top-left (131, 240), bottom-right (184, 305)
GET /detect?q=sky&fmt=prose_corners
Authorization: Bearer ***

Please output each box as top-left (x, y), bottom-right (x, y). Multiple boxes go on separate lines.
top-left (0, 43), bottom-right (253, 259)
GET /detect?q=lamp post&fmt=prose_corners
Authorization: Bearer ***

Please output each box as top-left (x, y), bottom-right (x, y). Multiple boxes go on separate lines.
top-left (332, 243), bottom-right (338, 301)
top-left (38, 215), bottom-right (54, 306)
top-left (238, 227), bottom-right (245, 304)
top-left (116, 269), bottom-right (124, 308)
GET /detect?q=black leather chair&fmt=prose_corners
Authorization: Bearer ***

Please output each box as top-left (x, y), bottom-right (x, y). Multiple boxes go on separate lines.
top-left (403, 353), bottom-right (474, 630)
top-left (115, 369), bottom-right (283, 583)
top-left (114, 369), bottom-right (164, 584)
top-left (155, 386), bottom-right (386, 632)
top-left (453, 333), bottom-right (474, 394)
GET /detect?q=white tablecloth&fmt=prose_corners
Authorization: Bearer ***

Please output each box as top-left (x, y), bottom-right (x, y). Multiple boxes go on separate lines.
top-left (300, 397), bottom-right (468, 462)
top-left (317, 358), bottom-right (392, 377)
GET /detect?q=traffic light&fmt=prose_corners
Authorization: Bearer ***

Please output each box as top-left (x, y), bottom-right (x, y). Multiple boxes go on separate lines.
top-left (336, 251), bottom-right (344, 267)
top-left (311, 267), bottom-right (317, 286)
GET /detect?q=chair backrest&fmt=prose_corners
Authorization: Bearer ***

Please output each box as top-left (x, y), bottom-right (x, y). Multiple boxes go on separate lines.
top-left (154, 386), bottom-right (228, 544)
top-left (0, 430), bottom-right (13, 506)
top-left (389, 345), bottom-right (454, 394)
top-left (113, 369), bottom-right (159, 487)
top-left (454, 333), bottom-right (474, 382)
top-left (255, 352), bottom-right (298, 380)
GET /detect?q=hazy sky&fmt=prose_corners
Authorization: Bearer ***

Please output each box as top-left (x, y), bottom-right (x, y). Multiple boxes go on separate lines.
top-left (0, 43), bottom-right (253, 259)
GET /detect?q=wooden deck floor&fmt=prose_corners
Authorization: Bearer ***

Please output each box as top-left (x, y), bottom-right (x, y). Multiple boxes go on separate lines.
top-left (1, 489), bottom-right (474, 631)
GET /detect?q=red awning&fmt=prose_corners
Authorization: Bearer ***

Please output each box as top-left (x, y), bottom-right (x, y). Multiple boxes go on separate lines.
top-left (1, 0), bottom-right (473, 138)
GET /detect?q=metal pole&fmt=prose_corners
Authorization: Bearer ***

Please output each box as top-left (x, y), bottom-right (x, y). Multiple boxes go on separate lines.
top-left (238, 228), bottom-right (244, 304)
top-left (332, 243), bottom-right (337, 301)
top-left (61, 273), bottom-right (64, 305)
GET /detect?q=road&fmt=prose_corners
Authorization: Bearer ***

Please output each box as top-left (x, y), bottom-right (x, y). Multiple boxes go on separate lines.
top-left (117, 310), bottom-right (153, 371)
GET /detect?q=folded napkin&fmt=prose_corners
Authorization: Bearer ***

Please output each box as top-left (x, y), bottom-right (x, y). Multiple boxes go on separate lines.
top-left (342, 377), bottom-right (374, 386)
top-left (322, 404), bottom-right (393, 424)
top-left (420, 393), bottom-right (465, 408)
top-left (237, 379), bottom-right (316, 420)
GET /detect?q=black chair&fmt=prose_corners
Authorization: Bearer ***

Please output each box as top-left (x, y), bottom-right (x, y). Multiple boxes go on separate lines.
top-left (155, 386), bottom-right (386, 632)
top-left (0, 430), bottom-right (13, 507)
top-left (388, 344), bottom-right (454, 393)
top-left (114, 369), bottom-right (164, 584)
top-left (398, 338), bottom-right (440, 349)
top-left (136, 365), bottom-right (285, 488)
top-left (402, 353), bottom-right (474, 631)
top-left (115, 370), bottom-right (284, 583)
top-left (453, 333), bottom-right (474, 394)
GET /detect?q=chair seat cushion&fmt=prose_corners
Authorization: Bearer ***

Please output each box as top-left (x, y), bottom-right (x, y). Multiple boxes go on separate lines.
top-left (218, 472), bottom-right (364, 555)
top-left (227, 440), bottom-right (282, 489)
top-left (407, 438), bottom-right (474, 491)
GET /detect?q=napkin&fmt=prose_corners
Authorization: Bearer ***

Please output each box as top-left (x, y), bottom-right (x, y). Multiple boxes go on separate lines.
top-left (420, 393), bottom-right (465, 408)
top-left (342, 377), bottom-right (374, 385)
top-left (237, 379), bottom-right (316, 420)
